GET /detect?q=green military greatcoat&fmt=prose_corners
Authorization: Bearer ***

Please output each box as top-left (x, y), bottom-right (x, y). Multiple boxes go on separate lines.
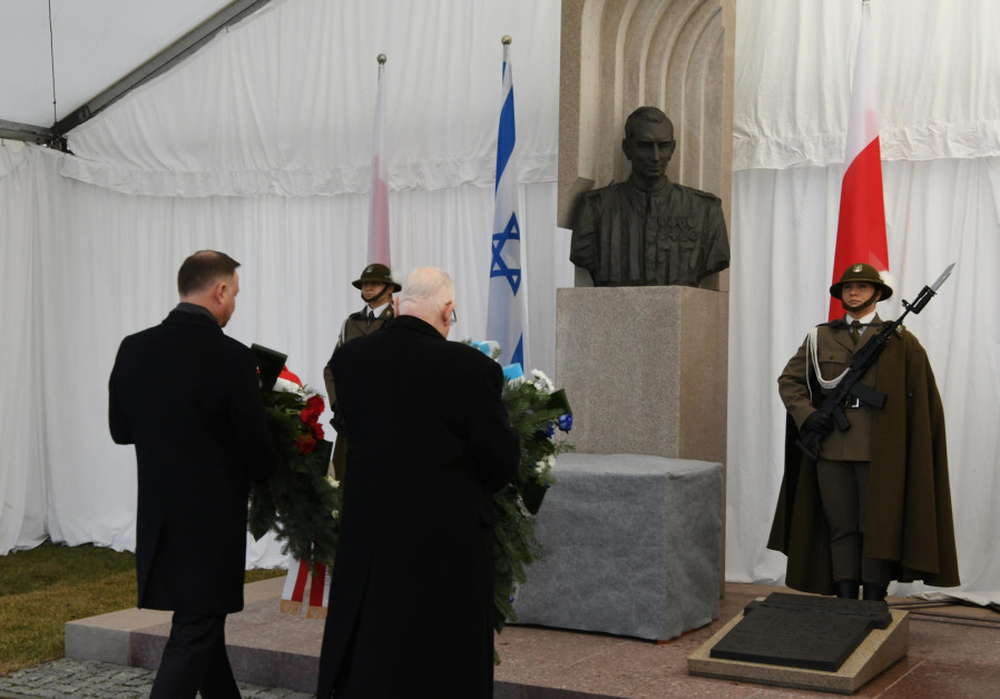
top-left (767, 324), bottom-right (960, 595)
top-left (323, 305), bottom-right (393, 479)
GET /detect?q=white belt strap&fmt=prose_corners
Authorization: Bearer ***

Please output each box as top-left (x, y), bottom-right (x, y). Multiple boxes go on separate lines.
top-left (807, 327), bottom-right (849, 390)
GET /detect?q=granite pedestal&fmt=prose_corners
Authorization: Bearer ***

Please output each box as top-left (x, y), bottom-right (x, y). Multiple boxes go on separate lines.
top-left (512, 453), bottom-right (722, 640)
top-left (556, 286), bottom-right (727, 463)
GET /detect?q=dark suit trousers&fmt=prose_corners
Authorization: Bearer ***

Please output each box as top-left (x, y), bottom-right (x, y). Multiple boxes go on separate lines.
top-left (150, 613), bottom-right (239, 699)
top-left (816, 460), bottom-right (893, 585)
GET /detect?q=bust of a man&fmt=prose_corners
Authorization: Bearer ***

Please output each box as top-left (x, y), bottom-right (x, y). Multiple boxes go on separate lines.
top-left (570, 106), bottom-right (730, 287)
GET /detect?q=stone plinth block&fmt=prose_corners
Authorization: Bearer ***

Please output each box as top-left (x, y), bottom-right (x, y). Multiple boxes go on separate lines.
top-left (556, 286), bottom-right (727, 462)
top-left (513, 453), bottom-right (722, 640)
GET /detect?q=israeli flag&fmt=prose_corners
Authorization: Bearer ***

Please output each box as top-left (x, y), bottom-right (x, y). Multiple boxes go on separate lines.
top-left (486, 38), bottom-right (525, 369)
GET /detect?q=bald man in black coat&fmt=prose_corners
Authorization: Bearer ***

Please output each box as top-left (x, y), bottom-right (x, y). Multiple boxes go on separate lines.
top-left (316, 267), bottom-right (520, 698)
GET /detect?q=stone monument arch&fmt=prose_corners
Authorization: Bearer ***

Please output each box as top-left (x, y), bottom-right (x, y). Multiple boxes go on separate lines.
top-left (558, 0), bottom-right (735, 237)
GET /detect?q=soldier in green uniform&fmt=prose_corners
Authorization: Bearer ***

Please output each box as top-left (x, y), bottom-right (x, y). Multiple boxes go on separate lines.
top-left (768, 263), bottom-right (959, 602)
top-left (323, 263), bottom-right (401, 479)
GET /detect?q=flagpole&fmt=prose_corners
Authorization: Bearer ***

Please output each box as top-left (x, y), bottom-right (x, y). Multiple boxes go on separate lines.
top-left (487, 34), bottom-right (525, 369)
top-left (367, 53), bottom-right (390, 266)
top-left (828, 0), bottom-right (888, 320)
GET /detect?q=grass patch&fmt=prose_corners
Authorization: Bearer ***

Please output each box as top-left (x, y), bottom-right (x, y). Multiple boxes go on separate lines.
top-left (0, 541), bottom-right (284, 676)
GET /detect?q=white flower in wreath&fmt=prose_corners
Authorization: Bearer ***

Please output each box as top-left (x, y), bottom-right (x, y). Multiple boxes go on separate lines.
top-left (530, 369), bottom-right (555, 393)
top-left (507, 375), bottom-right (527, 388)
top-left (535, 453), bottom-right (556, 475)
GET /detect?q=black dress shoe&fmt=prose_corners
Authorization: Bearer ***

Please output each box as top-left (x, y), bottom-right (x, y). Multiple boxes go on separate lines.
top-left (835, 580), bottom-right (860, 599)
top-left (863, 583), bottom-right (888, 601)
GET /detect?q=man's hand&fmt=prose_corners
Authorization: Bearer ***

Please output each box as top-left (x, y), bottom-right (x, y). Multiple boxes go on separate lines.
top-left (802, 410), bottom-right (834, 435)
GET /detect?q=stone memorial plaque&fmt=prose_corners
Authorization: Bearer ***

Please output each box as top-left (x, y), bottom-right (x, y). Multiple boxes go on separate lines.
top-left (709, 593), bottom-right (891, 672)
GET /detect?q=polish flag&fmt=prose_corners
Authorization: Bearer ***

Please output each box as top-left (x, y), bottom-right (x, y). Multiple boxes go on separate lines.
top-left (367, 55), bottom-right (390, 266)
top-left (829, 0), bottom-right (889, 320)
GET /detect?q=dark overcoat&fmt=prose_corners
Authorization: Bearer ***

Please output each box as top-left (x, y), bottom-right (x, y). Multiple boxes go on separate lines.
top-left (767, 326), bottom-right (960, 594)
top-left (109, 309), bottom-right (274, 614)
top-left (316, 315), bottom-right (520, 698)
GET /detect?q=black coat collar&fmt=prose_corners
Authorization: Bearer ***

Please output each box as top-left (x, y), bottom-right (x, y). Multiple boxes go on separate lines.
top-left (164, 308), bottom-right (222, 332)
top-left (390, 314), bottom-right (445, 340)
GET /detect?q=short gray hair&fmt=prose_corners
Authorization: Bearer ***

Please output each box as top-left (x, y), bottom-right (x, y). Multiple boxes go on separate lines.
top-left (398, 267), bottom-right (454, 312)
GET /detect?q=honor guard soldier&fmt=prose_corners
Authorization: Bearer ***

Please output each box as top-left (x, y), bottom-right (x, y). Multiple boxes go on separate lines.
top-left (323, 263), bottom-right (401, 479)
top-left (768, 262), bottom-right (959, 602)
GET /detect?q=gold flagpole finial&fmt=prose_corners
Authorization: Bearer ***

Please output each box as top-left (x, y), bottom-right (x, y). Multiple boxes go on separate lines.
top-left (501, 35), bottom-right (512, 46)
top-left (377, 53), bottom-right (387, 65)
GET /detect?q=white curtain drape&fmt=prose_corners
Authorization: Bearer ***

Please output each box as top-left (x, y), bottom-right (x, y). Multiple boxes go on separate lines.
top-left (0, 143), bottom-right (48, 556)
top-left (1, 149), bottom-right (567, 566)
top-left (729, 0), bottom-right (1000, 596)
top-left (0, 0), bottom-right (568, 565)
top-left (735, 0), bottom-right (1000, 170)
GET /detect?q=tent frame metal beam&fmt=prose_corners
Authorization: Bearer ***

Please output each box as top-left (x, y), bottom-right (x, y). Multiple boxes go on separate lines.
top-left (52, 0), bottom-right (273, 137)
top-left (0, 119), bottom-right (53, 144)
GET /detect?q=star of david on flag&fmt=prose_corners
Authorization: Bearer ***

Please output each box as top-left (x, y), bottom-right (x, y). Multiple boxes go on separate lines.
top-left (491, 213), bottom-right (522, 295)
top-left (486, 38), bottom-right (526, 369)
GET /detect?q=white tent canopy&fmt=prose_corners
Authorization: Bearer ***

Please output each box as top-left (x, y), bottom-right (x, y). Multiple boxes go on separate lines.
top-left (2, 0), bottom-right (999, 602)
top-left (0, 0), bottom-right (567, 566)
top-left (1, 0), bottom-right (234, 127)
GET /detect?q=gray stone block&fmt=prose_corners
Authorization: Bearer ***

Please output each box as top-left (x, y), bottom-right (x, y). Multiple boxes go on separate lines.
top-left (556, 286), bottom-right (727, 463)
top-left (65, 608), bottom-right (171, 666)
top-left (64, 624), bottom-right (130, 666)
top-left (513, 453), bottom-right (722, 640)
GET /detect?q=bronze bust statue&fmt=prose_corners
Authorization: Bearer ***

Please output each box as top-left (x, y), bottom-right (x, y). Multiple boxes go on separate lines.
top-left (570, 106), bottom-right (730, 287)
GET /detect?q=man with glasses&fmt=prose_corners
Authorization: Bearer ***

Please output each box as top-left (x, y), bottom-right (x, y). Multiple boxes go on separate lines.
top-left (316, 267), bottom-right (519, 698)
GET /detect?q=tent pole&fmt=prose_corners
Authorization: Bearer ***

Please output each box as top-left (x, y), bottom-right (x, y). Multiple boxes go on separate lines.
top-left (52, 0), bottom-right (274, 138)
top-left (0, 119), bottom-right (53, 144)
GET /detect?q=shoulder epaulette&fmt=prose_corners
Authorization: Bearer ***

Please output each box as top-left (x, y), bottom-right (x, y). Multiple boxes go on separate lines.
top-left (675, 182), bottom-right (721, 201)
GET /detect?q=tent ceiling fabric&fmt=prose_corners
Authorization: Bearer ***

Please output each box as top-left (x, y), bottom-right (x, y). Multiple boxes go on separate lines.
top-left (57, 0), bottom-right (559, 197)
top-left (0, 0), bottom-right (232, 126)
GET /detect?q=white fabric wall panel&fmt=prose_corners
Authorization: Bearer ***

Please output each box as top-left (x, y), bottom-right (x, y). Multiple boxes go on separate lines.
top-left (727, 157), bottom-right (1000, 594)
top-left (731, 0), bottom-right (1000, 596)
top-left (735, 0), bottom-right (1000, 169)
top-left (2, 147), bottom-right (569, 563)
top-left (0, 144), bottom-right (48, 555)
top-left (0, 0), bottom-right (566, 562)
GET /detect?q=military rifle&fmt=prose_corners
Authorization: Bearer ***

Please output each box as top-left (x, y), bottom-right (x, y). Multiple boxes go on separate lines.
top-left (798, 263), bottom-right (955, 460)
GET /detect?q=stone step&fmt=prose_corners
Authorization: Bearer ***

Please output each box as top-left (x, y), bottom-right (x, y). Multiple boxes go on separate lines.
top-left (64, 578), bottom-right (615, 697)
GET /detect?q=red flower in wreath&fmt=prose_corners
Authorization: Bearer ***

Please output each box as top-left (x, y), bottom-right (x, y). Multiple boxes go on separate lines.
top-left (311, 421), bottom-right (325, 441)
top-left (295, 434), bottom-right (317, 455)
top-left (300, 394), bottom-right (325, 425)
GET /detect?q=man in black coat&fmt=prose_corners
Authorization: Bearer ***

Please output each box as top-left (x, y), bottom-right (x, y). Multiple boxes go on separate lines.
top-left (316, 267), bottom-right (520, 698)
top-left (109, 250), bottom-right (274, 698)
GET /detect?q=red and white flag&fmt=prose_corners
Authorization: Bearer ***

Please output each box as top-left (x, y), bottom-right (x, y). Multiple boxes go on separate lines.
top-left (829, 0), bottom-right (889, 320)
top-left (367, 55), bottom-right (390, 266)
